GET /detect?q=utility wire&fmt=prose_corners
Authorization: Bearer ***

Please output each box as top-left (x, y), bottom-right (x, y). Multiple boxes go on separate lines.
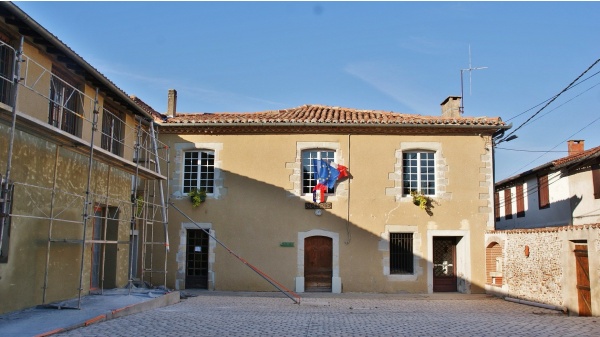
top-left (529, 80), bottom-right (600, 125)
top-left (505, 113), bottom-right (600, 178)
top-left (505, 68), bottom-right (600, 123)
top-left (496, 147), bottom-right (567, 153)
top-left (503, 58), bottom-right (600, 140)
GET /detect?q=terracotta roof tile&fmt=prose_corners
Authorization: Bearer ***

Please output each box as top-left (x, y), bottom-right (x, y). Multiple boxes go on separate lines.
top-left (552, 145), bottom-right (600, 167)
top-left (165, 104), bottom-right (505, 127)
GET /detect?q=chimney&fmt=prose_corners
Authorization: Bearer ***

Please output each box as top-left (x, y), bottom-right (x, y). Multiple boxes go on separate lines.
top-left (567, 140), bottom-right (584, 155)
top-left (440, 96), bottom-right (461, 118)
top-left (167, 89), bottom-right (177, 117)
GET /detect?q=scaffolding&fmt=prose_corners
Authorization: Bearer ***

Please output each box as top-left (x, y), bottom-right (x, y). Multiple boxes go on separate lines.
top-left (0, 37), bottom-right (170, 309)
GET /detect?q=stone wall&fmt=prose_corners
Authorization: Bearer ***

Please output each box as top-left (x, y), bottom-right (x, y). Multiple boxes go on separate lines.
top-left (486, 224), bottom-right (600, 315)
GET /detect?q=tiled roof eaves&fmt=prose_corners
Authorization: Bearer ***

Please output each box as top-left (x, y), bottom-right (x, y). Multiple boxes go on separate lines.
top-left (496, 145), bottom-right (600, 188)
top-left (3, 2), bottom-right (153, 121)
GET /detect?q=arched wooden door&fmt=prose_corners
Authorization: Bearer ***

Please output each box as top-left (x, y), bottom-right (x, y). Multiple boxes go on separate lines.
top-left (304, 236), bottom-right (332, 292)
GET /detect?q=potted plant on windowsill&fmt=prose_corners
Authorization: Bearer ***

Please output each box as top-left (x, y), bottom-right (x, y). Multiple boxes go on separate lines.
top-left (189, 188), bottom-right (207, 207)
top-left (410, 190), bottom-right (435, 216)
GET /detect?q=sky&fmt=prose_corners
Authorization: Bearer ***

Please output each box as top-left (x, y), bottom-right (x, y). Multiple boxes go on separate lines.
top-left (13, 1), bottom-right (600, 181)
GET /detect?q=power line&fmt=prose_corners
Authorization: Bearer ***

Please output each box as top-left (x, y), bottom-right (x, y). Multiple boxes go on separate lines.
top-left (505, 71), bottom-right (600, 122)
top-left (503, 58), bottom-right (600, 139)
top-left (496, 147), bottom-right (567, 153)
top-left (505, 112), bottom-right (600, 178)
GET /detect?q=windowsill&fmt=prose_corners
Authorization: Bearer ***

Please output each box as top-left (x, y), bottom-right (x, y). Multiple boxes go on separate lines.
top-left (387, 274), bottom-right (418, 282)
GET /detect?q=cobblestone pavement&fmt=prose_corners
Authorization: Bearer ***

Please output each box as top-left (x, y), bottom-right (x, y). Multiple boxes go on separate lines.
top-left (56, 292), bottom-right (600, 337)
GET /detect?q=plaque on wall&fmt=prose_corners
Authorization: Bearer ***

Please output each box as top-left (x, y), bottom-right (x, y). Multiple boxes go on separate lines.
top-left (305, 202), bottom-right (332, 209)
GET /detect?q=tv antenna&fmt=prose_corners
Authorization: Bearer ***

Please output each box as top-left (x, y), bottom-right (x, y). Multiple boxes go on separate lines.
top-left (460, 45), bottom-right (487, 114)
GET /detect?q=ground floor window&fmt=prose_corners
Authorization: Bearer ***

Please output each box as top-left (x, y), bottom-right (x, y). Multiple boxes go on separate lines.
top-left (0, 181), bottom-right (14, 263)
top-left (390, 233), bottom-right (413, 274)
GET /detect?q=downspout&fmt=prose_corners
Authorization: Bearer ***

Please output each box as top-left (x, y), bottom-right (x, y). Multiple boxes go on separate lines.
top-left (0, 36), bottom-right (23, 256)
top-left (345, 134), bottom-right (351, 245)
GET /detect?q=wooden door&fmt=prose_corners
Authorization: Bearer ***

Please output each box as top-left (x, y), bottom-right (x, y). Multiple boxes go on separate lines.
top-left (433, 237), bottom-right (457, 292)
top-left (574, 245), bottom-right (591, 316)
top-left (304, 236), bottom-right (332, 292)
top-left (185, 229), bottom-right (209, 289)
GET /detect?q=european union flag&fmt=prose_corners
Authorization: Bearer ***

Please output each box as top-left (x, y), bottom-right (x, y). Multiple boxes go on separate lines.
top-left (313, 159), bottom-right (340, 189)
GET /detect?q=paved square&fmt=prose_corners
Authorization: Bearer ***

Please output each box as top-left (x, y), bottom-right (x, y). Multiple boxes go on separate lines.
top-left (56, 292), bottom-right (599, 336)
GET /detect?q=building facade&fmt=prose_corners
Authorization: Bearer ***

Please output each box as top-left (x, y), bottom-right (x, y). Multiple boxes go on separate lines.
top-left (0, 3), bottom-right (168, 314)
top-left (155, 97), bottom-right (507, 295)
top-left (488, 140), bottom-right (600, 316)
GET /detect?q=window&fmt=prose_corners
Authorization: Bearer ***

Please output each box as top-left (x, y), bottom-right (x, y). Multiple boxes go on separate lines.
top-left (516, 184), bottom-right (525, 217)
top-left (0, 181), bottom-right (14, 263)
top-left (100, 103), bottom-right (125, 156)
top-left (0, 35), bottom-right (14, 106)
top-left (504, 189), bottom-right (513, 220)
top-left (403, 151), bottom-right (435, 195)
top-left (302, 150), bottom-right (335, 194)
top-left (390, 233), bottom-right (413, 274)
top-left (593, 164), bottom-right (600, 200)
top-left (494, 192), bottom-right (500, 222)
top-left (183, 151), bottom-right (215, 194)
top-left (538, 174), bottom-right (550, 209)
top-left (48, 67), bottom-right (81, 137)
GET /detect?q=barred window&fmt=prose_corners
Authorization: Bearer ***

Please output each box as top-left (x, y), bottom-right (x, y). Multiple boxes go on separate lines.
top-left (183, 151), bottom-right (215, 194)
top-left (301, 150), bottom-right (335, 194)
top-left (390, 233), bottom-right (413, 274)
top-left (403, 152), bottom-right (435, 195)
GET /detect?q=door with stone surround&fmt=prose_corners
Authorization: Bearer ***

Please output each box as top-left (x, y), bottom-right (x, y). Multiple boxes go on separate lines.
top-left (304, 236), bottom-right (332, 292)
top-left (433, 237), bottom-right (457, 292)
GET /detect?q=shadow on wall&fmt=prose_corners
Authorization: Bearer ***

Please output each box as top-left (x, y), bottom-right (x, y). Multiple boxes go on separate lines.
top-left (167, 162), bottom-right (484, 295)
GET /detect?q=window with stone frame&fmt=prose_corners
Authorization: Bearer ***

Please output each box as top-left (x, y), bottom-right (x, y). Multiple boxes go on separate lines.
top-left (402, 151), bottom-right (435, 196)
top-left (301, 150), bottom-right (335, 194)
top-left (183, 150), bottom-right (215, 194)
top-left (389, 233), bottom-right (414, 274)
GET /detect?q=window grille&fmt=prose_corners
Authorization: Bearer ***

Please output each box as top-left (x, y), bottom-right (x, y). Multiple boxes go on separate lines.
top-left (402, 152), bottom-right (435, 195)
top-left (301, 150), bottom-right (335, 194)
top-left (390, 233), bottom-right (413, 274)
top-left (183, 151), bottom-right (215, 194)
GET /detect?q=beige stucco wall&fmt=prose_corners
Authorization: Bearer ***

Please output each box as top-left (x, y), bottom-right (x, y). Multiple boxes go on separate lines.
top-left (159, 132), bottom-right (493, 294)
top-left (0, 121), bottom-right (134, 314)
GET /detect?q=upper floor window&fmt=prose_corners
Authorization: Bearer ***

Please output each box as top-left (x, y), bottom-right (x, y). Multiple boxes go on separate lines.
top-left (100, 102), bottom-right (125, 156)
top-left (516, 184), bottom-right (525, 217)
top-left (403, 151), bottom-right (435, 196)
top-left (48, 67), bottom-right (82, 137)
top-left (0, 34), bottom-right (14, 106)
top-left (183, 150), bottom-right (214, 194)
top-left (302, 150), bottom-right (335, 194)
top-left (504, 189), bottom-right (513, 220)
top-left (538, 174), bottom-right (550, 209)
